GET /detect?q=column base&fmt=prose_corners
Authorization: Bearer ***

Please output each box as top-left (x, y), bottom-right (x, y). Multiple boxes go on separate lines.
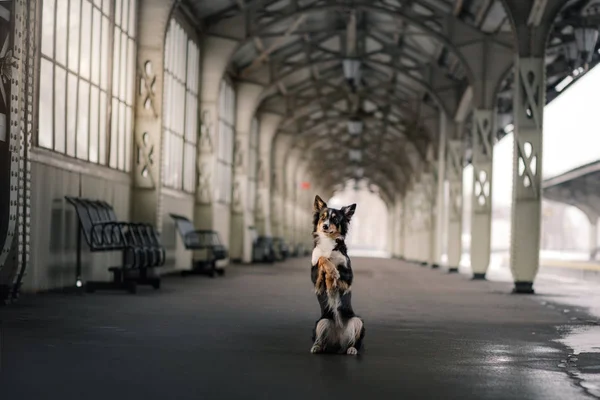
top-left (431, 263), bottom-right (440, 269)
top-left (512, 281), bottom-right (535, 294)
top-left (471, 273), bottom-right (486, 280)
top-left (447, 267), bottom-right (459, 273)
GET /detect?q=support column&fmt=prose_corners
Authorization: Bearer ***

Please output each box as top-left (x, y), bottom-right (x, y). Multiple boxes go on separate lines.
top-left (284, 149), bottom-right (302, 247)
top-left (132, 0), bottom-right (177, 229)
top-left (422, 172), bottom-right (437, 267)
top-left (503, 0), bottom-right (564, 293)
top-left (435, 112), bottom-right (448, 267)
top-left (230, 83), bottom-right (263, 263)
top-left (510, 57), bottom-right (545, 293)
top-left (590, 218), bottom-right (598, 260)
top-left (255, 113), bottom-right (282, 237)
top-left (446, 135), bottom-right (464, 273)
top-left (403, 190), bottom-right (415, 261)
top-left (397, 196), bottom-right (405, 259)
top-left (271, 134), bottom-right (293, 238)
top-left (195, 36), bottom-right (238, 250)
top-left (470, 109), bottom-right (494, 279)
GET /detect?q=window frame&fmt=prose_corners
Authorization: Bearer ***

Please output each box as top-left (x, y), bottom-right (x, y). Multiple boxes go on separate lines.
top-left (35, 0), bottom-right (138, 173)
top-left (161, 11), bottom-right (201, 194)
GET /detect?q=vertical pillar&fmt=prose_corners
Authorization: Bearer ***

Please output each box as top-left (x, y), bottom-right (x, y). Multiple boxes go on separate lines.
top-left (397, 196), bottom-right (405, 259)
top-left (422, 172), bottom-right (437, 267)
top-left (132, 1), bottom-right (177, 229)
top-left (284, 149), bottom-right (302, 247)
top-left (435, 112), bottom-right (448, 267)
top-left (446, 135), bottom-right (464, 273)
top-left (230, 82), bottom-right (263, 263)
top-left (590, 218), bottom-right (598, 260)
top-left (510, 57), bottom-right (544, 293)
top-left (195, 36), bottom-right (238, 243)
top-left (403, 190), bottom-right (414, 261)
top-left (270, 134), bottom-right (292, 238)
top-left (470, 109), bottom-right (494, 279)
top-left (255, 113), bottom-right (282, 237)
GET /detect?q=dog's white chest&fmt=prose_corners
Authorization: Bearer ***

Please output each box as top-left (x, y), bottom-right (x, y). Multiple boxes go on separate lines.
top-left (311, 234), bottom-right (336, 265)
top-left (311, 234), bottom-right (347, 267)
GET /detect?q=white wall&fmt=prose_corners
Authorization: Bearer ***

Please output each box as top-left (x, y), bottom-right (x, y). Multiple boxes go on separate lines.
top-left (26, 150), bottom-right (131, 292)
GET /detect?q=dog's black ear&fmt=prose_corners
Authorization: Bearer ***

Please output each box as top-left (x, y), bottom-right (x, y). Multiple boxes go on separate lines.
top-left (341, 204), bottom-right (356, 220)
top-left (314, 195), bottom-right (327, 212)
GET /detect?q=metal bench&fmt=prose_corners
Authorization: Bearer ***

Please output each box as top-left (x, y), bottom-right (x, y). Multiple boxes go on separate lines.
top-left (65, 197), bottom-right (165, 293)
top-left (170, 214), bottom-right (228, 277)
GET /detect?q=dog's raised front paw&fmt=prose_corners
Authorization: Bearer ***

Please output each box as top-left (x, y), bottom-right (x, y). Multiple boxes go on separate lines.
top-left (310, 344), bottom-right (324, 354)
top-left (346, 347), bottom-right (358, 355)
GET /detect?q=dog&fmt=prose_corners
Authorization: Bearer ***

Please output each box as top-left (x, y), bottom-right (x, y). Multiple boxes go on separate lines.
top-left (310, 195), bottom-right (365, 355)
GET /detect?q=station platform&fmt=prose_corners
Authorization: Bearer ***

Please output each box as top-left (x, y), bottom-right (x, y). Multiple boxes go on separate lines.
top-left (1, 257), bottom-right (598, 399)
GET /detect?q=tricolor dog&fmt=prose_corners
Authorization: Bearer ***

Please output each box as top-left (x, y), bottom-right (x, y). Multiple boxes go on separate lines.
top-left (310, 195), bottom-right (365, 355)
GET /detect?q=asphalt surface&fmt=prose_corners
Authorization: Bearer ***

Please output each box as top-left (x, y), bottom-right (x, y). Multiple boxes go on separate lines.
top-left (0, 257), bottom-right (597, 400)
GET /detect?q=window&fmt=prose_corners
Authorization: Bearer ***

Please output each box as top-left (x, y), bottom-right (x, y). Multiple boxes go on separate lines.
top-left (162, 18), bottom-right (200, 193)
top-left (38, 0), bottom-right (137, 172)
top-left (216, 80), bottom-right (235, 204)
top-left (247, 118), bottom-right (259, 212)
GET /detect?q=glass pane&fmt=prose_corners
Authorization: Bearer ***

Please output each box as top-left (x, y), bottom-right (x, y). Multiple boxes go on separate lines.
top-left (68, 0), bottom-right (81, 73)
top-left (185, 92), bottom-right (197, 143)
top-left (119, 102), bottom-right (126, 170)
top-left (121, 0), bottom-right (129, 33)
top-left (163, 130), bottom-right (171, 186)
top-left (174, 134), bottom-right (183, 189)
top-left (129, 0), bottom-right (137, 37)
top-left (184, 142), bottom-right (195, 192)
top-left (55, 0), bottom-right (68, 65)
top-left (79, 0), bottom-right (92, 80)
top-left (162, 74), bottom-right (171, 130)
top-left (54, 66), bottom-right (66, 153)
top-left (109, 98), bottom-right (118, 168)
top-left (66, 73), bottom-right (78, 156)
top-left (38, 59), bottom-right (54, 149)
top-left (112, 27), bottom-right (120, 94)
top-left (41, 0), bottom-right (55, 57)
top-left (102, 0), bottom-right (110, 14)
top-left (120, 32), bottom-right (127, 100)
top-left (100, 16), bottom-right (109, 90)
top-left (125, 106), bottom-right (132, 172)
top-left (89, 86), bottom-right (99, 163)
top-left (99, 91), bottom-right (107, 164)
top-left (77, 81), bottom-right (90, 160)
top-left (91, 7), bottom-right (101, 85)
top-left (115, 0), bottom-right (122, 27)
top-left (127, 39), bottom-right (135, 106)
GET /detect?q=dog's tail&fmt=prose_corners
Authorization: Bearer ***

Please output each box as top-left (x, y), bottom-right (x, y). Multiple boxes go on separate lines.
top-left (326, 293), bottom-right (343, 327)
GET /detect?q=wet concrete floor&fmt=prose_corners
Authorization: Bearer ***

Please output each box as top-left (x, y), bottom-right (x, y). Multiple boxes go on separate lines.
top-left (0, 257), bottom-right (597, 399)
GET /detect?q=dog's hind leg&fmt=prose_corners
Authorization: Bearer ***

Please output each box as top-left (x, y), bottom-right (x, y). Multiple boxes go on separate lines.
top-left (342, 317), bottom-right (364, 355)
top-left (311, 318), bottom-right (334, 354)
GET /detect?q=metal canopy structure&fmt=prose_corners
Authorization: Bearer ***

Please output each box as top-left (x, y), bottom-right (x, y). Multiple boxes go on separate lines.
top-left (3, 0), bottom-right (600, 302)
top-left (187, 0), bottom-right (600, 196)
top-left (543, 160), bottom-right (600, 221)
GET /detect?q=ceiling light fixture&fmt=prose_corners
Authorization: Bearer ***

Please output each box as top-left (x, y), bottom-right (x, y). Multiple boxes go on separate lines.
top-left (343, 58), bottom-right (361, 91)
top-left (347, 118), bottom-right (363, 135)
